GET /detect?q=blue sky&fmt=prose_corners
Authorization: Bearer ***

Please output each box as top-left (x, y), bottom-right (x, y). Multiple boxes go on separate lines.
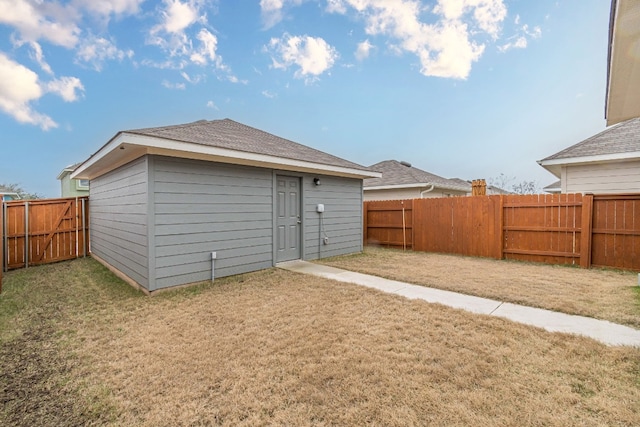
top-left (1, 0), bottom-right (611, 197)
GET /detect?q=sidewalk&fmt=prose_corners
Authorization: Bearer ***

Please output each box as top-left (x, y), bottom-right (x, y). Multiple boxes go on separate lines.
top-left (277, 260), bottom-right (640, 348)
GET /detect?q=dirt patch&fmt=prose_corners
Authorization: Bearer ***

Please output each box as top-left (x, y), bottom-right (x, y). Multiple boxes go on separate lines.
top-left (0, 323), bottom-right (84, 427)
top-left (317, 247), bottom-right (640, 328)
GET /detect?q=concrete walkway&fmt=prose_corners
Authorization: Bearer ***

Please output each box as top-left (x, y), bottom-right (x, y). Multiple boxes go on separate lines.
top-left (277, 260), bottom-right (640, 348)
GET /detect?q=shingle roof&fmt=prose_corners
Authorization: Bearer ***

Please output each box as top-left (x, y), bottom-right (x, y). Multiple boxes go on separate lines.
top-left (363, 160), bottom-right (471, 192)
top-left (541, 117), bottom-right (640, 161)
top-left (127, 119), bottom-right (371, 172)
top-left (543, 180), bottom-right (561, 191)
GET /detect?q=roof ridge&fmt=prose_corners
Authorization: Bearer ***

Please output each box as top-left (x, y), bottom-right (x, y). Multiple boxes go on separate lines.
top-left (120, 118), bottom-right (372, 172)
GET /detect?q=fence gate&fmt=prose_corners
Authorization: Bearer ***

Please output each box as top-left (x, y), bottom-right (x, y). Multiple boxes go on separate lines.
top-left (2, 197), bottom-right (89, 272)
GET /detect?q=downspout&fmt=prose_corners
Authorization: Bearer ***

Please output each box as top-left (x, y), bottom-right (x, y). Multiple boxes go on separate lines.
top-left (420, 184), bottom-right (435, 198)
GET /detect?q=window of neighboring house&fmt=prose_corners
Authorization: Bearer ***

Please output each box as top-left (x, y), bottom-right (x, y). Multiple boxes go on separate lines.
top-left (76, 179), bottom-right (89, 189)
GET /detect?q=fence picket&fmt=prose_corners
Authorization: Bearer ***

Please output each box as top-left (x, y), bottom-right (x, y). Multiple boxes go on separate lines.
top-left (2, 197), bottom-right (89, 273)
top-left (364, 193), bottom-right (640, 272)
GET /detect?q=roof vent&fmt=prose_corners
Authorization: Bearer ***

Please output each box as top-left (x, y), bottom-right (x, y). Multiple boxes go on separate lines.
top-left (399, 161), bottom-right (412, 167)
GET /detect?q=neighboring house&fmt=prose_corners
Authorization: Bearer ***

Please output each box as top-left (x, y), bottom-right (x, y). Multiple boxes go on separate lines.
top-left (537, 117), bottom-right (640, 194)
top-left (57, 163), bottom-right (90, 197)
top-left (71, 119), bottom-right (380, 293)
top-left (606, 0), bottom-right (640, 125)
top-left (363, 160), bottom-right (471, 201)
top-left (542, 180), bottom-right (561, 194)
top-left (0, 185), bottom-right (20, 201)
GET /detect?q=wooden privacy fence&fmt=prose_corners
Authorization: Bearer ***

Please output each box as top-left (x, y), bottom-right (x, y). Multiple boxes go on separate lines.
top-left (1, 197), bottom-right (89, 276)
top-left (364, 193), bottom-right (640, 271)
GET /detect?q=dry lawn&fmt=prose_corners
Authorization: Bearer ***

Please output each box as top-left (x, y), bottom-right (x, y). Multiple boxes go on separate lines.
top-left (317, 247), bottom-right (640, 328)
top-left (1, 258), bottom-right (639, 426)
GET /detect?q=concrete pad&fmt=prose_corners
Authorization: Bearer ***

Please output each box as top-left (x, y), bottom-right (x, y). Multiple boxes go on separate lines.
top-left (277, 260), bottom-right (640, 347)
top-left (394, 286), bottom-right (502, 315)
top-left (492, 303), bottom-right (640, 347)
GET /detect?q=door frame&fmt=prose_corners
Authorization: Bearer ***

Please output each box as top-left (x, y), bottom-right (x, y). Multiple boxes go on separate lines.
top-left (273, 172), bottom-right (304, 264)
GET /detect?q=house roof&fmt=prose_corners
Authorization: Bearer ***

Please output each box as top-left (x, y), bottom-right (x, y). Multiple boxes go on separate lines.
top-left (606, 0), bottom-right (640, 126)
top-left (543, 180), bottom-right (561, 194)
top-left (0, 185), bottom-right (19, 198)
top-left (538, 117), bottom-right (640, 177)
top-left (363, 160), bottom-right (471, 192)
top-left (72, 119), bottom-right (380, 180)
top-left (56, 162), bottom-right (82, 180)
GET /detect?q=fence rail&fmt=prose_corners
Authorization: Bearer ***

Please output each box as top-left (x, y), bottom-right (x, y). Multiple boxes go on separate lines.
top-left (2, 197), bottom-right (89, 278)
top-left (363, 193), bottom-right (640, 271)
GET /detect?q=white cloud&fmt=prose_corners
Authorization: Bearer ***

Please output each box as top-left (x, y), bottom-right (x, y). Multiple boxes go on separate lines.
top-left (498, 23), bottom-right (542, 53)
top-left (147, 1), bottom-right (238, 81)
top-left (25, 41), bottom-right (53, 75)
top-left (0, 52), bottom-right (84, 130)
top-left (498, 36), bottom-right (526, 52)
top-left (157, 0), bottom-right (203, 34)
top-left (206, 100), bottom-right (218, 109)
top-left (0, 1), bottom-right (144, 128)
top-left (0, 0), bottom-right (81, 48)
top-left (46, 76), bottom-right (85, 102)
top-left (326, 0), bottom-right (347, 14)
top-left (355, 39), bottom-right (373, 61)
top-left (189, 29), bottom-right (222, 67)
top-left (267, 34), bottom-right (338, 81)
top-left (260, 0), bottom-right (304, 29)
top-left (76, 35), bottom-right (134, 71)
top-left (180, 71), bottom-right (204, 84)
top-left (162, 80), bottom-right (186, 89)
top-left (326, 0), bottom-right (508, 79)
top-left (74, 0), bottom-right (145, 18)
top-left (262, 90), bottom-right (276, 98)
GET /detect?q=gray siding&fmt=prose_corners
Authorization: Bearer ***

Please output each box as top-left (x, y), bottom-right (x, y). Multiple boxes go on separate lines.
top-left (152, 157), bottom-right (273, 289)
top-left (89, 157), bottom-right (149, 288)
top-left (302, 175), bottom-right (363, 260)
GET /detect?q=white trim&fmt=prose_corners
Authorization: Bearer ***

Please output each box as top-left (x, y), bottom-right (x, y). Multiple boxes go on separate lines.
top-left (364, 183), bottom-right (431, 191)
top-left (72, 132), bottom-right (380, 180)
top-left (538, 150), bottom-right (640, 167)
top-left (76, 179), bottom-right (90, 189)
top-left (364, 182), bottom-right (470, 193)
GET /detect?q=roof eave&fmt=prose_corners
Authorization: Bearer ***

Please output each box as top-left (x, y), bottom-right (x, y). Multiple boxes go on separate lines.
top-left (71, 133), bottom-right (381, 181)
top-left (537, 150), bottom-right (640, 178)
top-left (364, 183), bottom-right (470, 192)
top-left (605, 0), bottom-right (640, 126)
top-left (364, 183), bottom-right (433, 191)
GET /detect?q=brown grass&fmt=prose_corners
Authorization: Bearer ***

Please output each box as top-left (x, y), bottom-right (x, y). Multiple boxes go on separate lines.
top-left (1, 258), bottom-right (639, 426)
top-left (317, 247), bottom-right (640, 328)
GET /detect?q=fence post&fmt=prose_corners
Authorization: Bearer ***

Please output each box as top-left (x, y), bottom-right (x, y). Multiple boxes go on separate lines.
top-left (82, 197), bottom-right (87, 257)
top-left (363, 201), bottom-right (368, 247)
top-left (580, 194), bottom-right (593, 269)
top-left (0, 201), bottom-right (3, 292)
top-left (24, 201), bottom-right (29, 268)
top-left (497, 195), bottom-right (504, 260)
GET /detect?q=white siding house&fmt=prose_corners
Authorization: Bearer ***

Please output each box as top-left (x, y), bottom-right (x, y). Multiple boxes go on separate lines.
top-left (363, 160), bottom-right (471, 201)
top-left (538, 117), bottom-right (640, 195)
top-left (72, 119), bottom-right (379, 292)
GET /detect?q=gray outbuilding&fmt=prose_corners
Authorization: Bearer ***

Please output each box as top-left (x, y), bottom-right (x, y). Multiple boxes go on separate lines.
top-left (72, 119), bottom-right (380, 292)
